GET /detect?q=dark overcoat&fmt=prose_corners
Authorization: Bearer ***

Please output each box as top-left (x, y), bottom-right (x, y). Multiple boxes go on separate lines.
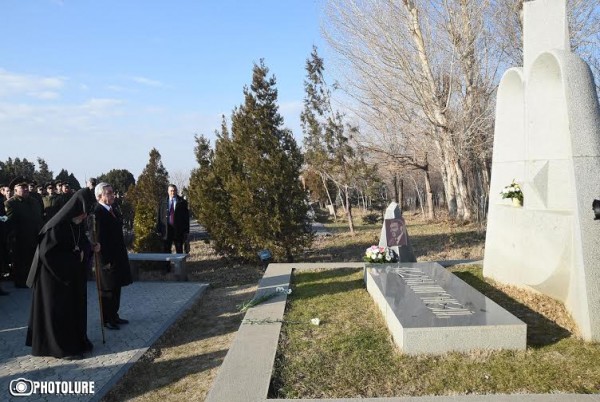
top-left (94, 204), bottom-right (132, 291)
top-left (43, 194), bottom-right (62, 222)
top-left (5, 195), bottom-right (43, 285)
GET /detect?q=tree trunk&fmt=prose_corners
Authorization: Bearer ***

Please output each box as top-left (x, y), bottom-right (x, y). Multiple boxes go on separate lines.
top-left (424, 169), bottom-right (435, 220)
top-left (399, 178), bottom-right (404, 210)
top-left (344, 184), bottom-right (355, 235)
top-left (321, 173), bottom-right (337, 222)
top-left (410, 176), bottom-right (425, 219)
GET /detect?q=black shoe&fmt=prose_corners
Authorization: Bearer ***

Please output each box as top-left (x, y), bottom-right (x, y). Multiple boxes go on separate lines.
top-left (84, 339), bottom-right (93, 352)
top-left (62, 354), bottom-right (83, 360)
top-left (104, 322), bottom-right (120, 330)
top-left (116, 318), bottom-right (129, 324)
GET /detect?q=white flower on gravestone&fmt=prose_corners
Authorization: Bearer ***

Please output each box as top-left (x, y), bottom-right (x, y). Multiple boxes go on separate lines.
top-left (310, 318), bottom-right (320, 326)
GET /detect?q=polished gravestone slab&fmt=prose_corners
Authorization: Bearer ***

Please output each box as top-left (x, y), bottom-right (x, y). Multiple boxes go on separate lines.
top-left (365, 262), bottom-right (526, 355)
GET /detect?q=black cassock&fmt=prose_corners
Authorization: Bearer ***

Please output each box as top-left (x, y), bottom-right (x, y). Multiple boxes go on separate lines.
top-left (25, 189), bottom-right (94, 358)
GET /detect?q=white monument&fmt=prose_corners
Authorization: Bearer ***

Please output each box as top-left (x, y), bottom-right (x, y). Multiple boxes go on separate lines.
top-left (484, 0), bottom-right (600, 340)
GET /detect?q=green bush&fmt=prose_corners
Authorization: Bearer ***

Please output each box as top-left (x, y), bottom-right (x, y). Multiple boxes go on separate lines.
top-left (361, 212), bottom-right (381, 225)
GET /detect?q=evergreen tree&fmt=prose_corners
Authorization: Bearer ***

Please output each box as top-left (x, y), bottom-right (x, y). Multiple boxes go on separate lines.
top-left (189, 61), bottom-right (311, 261)
top-left (97, 169), bottom-right (136, 230)
top-left (189, 116), bottom-right (251, 256)
top-left (34, 158), bottom-right (53, 185)
top-left (128, 148), bottom-right (169, 252)
top-left (0, 157), bottom-right (36, 182)
top-left (97, 169), bottom-right (136, 195)
top-left (55, 169), bottom-right (81, 189)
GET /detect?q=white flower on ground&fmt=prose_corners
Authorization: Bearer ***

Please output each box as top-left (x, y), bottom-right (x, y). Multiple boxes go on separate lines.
top-left (310, 318), bottom-right (320, 326)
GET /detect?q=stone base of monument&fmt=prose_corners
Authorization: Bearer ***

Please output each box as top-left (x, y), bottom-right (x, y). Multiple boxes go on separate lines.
top-left (365, 262), bottom-right (526, 355)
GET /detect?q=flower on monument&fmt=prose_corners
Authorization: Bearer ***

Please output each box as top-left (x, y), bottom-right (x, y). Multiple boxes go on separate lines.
top-left (500, 180), bottom-right (523, 202)
top-left (364, 245), bottom-right (397, 263)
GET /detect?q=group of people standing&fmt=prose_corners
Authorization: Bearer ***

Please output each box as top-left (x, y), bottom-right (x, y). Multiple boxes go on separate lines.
top-left (1, 180), bottom-right (191, 361)
top-left (1, 177), bottom-right (135, 360)
top-left (0, 178), bottom-right (77, 290)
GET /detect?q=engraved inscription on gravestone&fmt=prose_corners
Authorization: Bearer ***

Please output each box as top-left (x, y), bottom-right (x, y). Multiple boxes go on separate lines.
top-left (365, 262), bottom-right (527, 354)
top-left (392, 266), bottom-right (473, 317)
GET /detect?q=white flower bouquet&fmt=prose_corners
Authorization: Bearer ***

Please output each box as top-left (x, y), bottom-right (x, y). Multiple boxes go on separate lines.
top-left (500, 180), bottom-right (523, 202)
top-left (363, 245), bottom-right (397, 263)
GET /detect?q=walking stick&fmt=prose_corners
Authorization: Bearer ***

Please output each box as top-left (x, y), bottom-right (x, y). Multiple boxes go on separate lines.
top-left (90, 214), bottom-right (106, 344)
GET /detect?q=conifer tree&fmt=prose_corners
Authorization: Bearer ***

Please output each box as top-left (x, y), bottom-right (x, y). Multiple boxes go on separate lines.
top-left (189, 61), bottom-right (311, 261)
top-left (129, 148), bottom-right (169, 252)
top-left (55, 169), bottom-right (81, 189)
top-left (188, 121), bottom-right (242, 256)
top-left (97, 169), bottom-right (136, 195)
top-left (34, 158), bottom-right (53, 185)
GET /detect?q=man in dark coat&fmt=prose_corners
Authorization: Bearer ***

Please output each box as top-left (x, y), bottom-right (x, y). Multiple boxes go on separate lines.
top-left (94, 182), bottom-right (132, 330)
top-left (5, 177), bottom-right (44, 287)
top-left (28, 180), bottom-right (44, 216)
top-left (26, 189), bottom-right (98, 360)
top-left (0, 189), bottom-right (9, 296)
top-left (42, 181), bottom-right (62, 222)
top-left (156, 184), bottom-right (190, 258)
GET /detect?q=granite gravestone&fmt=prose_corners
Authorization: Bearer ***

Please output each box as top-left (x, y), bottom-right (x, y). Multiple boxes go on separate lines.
top-left (378, 202), bottom-right (416, 262)
top-left (365, 262), bottom-right (526, 355)
top-left (484, 0), bottom-right (600, 341)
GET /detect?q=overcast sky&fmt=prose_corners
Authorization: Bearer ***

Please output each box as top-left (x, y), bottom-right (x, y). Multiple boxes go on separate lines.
top-left (0, 0), bottom-right (327, 185)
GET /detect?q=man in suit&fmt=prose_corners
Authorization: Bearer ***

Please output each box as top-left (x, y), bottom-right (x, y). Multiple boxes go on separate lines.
top-left (94, 182), bottom-right (133, 330)
top-left (5, 177), bottom-right (43, 288)
top-left (156, 184), bottom-right (190, 261)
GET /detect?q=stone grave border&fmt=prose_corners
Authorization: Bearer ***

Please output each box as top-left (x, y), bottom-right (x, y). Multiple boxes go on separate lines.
top-left (205, 262), bottom-right (594, 402)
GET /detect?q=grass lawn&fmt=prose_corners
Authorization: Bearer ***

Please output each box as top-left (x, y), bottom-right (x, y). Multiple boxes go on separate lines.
top-left (271, 266), bottom-right (600, 398)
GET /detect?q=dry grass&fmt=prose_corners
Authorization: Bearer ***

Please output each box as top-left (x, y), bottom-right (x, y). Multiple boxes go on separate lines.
top-left (271, 267), bottom-right (600, 398)
top-left (102, 211), bottom-right (594, 401)
top-left (302, 211), bottom-right (485, 263)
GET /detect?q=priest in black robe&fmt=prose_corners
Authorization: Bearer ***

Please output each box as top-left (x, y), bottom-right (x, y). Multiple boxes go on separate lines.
top-left (25, 189), bottom-right (98, 360)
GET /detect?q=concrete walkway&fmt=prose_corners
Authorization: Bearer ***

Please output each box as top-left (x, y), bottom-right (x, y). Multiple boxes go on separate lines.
top-left (0, 280), bottom-right (208, 401)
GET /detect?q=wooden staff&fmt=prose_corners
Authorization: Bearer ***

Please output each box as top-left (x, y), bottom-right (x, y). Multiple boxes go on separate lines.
top-left (90, 214), bottom-right (105, 344)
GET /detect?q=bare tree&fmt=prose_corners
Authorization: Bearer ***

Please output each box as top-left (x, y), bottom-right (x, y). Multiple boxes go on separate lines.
top-left (490, 0), bottom-right (600, 93)
top-left (324, 0), bottom-right (501, 220)
top-left (170, 169), bottom-right (190, 194)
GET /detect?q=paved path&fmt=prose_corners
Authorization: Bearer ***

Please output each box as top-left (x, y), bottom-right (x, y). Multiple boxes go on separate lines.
top-left (311, 222), bottom-right (332, 237)
top-left (0, 280), bottom-right (208, 401)
top-left (188, 220), bottom-right (209, 241)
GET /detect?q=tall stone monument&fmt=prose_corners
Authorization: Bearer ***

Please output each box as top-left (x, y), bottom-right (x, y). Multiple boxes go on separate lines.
top-left (484, 0), bottom-right (600, 340)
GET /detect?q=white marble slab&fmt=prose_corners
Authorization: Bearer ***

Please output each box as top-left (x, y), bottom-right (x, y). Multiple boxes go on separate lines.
top-left (365, 262), bottom-right (527, 355)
